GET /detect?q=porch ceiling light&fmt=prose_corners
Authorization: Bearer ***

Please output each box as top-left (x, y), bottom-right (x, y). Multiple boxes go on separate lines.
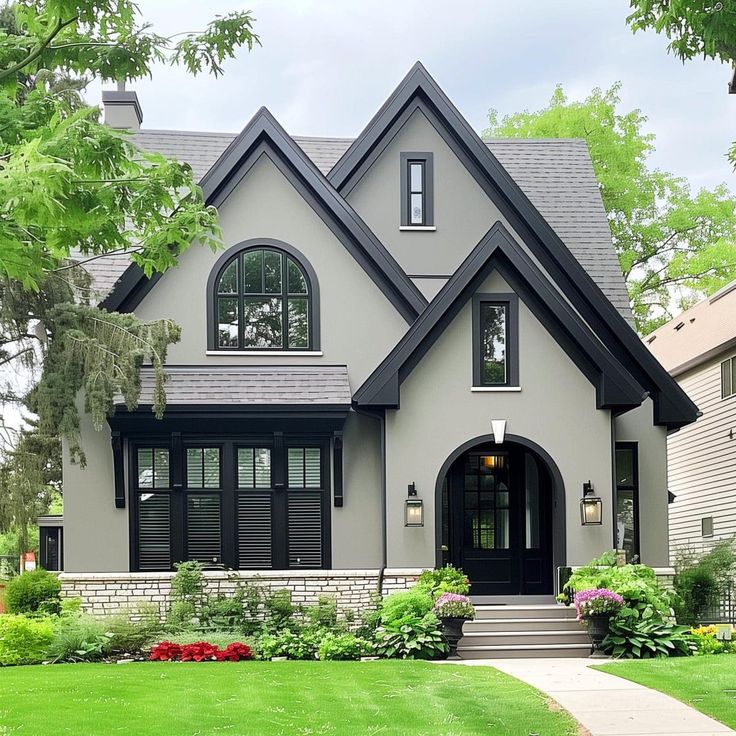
top-left (481, 454), bottom-right (505, 470)
top-left (580, 480), bottom-right (602, 525)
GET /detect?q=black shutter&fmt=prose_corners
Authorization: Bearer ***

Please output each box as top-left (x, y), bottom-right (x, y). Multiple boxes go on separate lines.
top-left (186, 494), bottom-right (222, 566)
top-left (137, 493), bottom-right (171, 570)
top-left (237, 493), bottom-right (273, 568)
top-left (287, 493), bottom-right (322, 567)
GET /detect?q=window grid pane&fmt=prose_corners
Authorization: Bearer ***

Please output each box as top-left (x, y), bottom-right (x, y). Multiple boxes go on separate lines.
top-left (481, 304), bottom-right (507, 385)
top-left (238, 447), bottom-right (271, 488)
top-left (288, 447), bottom-right (322, 488)
top-left (138, 448), bottom-right (170, 489)
top-left (243, 297), bottom-right (283, 347)
top-left (217, 260), bottom-right (238, 294)
top-left (722, 359), bottom-right (732, 398)
top-left (186, 448), bottom-right (220, 489)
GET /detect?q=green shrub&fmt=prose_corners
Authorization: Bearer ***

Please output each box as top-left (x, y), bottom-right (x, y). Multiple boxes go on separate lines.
top-left (105, 610), bottom-right (163, 654)
top-left (603, 616), bottom-right (694, 659)
top-left (374, 613), bottom-right (447, 660)
top-left (258, 628), bottom-right (323, 660)
top-left (5, 569), bottom-right (61, 615)
top-left (264, 589), bottom-right (296, 630)
top-left (379, 590), bottom-right (433, 627)
top-left (317, 632), bottom-right (369, 661)
top-left (200, 592), bottom-right (246, 631)
top-left (415, 566), bottom-right (470, 598)
top-left (0, 614), bottom-right (55, 665)
top-left (690, 625), bottom-right (736, 655)
top-left (45, 614), bottom-right (113, 663)
top-left (305, 595), bottom-right (339, 630)
top-left (673, 541), bottom-right (736, 625)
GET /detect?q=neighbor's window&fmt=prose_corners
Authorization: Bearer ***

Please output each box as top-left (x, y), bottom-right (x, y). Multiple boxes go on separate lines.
top-left (702, 516), bottom-right (714, 537)
top-left (615, 443), bottom-right (639, 563)
top-left (400, 152), bottom-right (434, 227)
top-left (214, 247), bottom-right (312, 351)
top-left (472, 295), bottom-right (519, 387)
top-left (721, 356), bottom-right (736, 399)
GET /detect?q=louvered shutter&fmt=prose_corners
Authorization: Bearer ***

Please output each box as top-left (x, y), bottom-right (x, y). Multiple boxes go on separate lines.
top-left (186, 494), bottom-right (222, 565)
top-left (137, 493), bottom-right (171, 570)
top-left (237, 493), bottom-right (272, 568)
top-left (287, 493), bottom-right (322, 567)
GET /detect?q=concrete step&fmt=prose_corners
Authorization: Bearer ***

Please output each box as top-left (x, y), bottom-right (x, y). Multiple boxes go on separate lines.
top-left (463, 617), bottom-right (583, 632)
top-left (474, 604), bottom-right (576, 620)
top-left (457, 642), bottom-right (591, 659)
top-left (459, 630), bottom-right (590, 647)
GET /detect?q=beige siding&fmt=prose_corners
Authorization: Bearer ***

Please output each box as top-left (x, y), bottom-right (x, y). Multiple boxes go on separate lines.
top-left (668, 354), bottom-right (736, 558)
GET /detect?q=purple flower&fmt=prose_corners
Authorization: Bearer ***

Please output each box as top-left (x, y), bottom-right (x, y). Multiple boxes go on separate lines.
top-left (573, 589), bottom-right (624, 620)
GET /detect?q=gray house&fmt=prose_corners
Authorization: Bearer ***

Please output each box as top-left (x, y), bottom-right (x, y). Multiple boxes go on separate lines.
top-left (57, 64), bottom-right (696, 644)
top-left (646, 280), bottom-right (736, 558)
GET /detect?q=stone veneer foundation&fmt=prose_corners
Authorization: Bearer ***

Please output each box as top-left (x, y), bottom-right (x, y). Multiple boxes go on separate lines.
top-left (58, 569), bottom-right (422, 619)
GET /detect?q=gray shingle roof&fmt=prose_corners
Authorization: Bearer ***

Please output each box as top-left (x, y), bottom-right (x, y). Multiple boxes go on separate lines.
top-left (115, 365), bottom-right (352, 406)
top-left (88, 129), bottom-right (630, 320)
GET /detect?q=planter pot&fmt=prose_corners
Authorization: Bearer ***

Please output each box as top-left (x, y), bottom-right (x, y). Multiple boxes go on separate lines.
top-left (584, 613), bottom-right (612, 658)
top-left (440, 616), bottom-right (468, 660)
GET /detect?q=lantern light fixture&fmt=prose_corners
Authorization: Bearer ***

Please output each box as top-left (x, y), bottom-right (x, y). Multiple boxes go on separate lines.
top-left (580, 480), bottom-right (603, 525)
top-left (405, 482), bottom-right (424, 527)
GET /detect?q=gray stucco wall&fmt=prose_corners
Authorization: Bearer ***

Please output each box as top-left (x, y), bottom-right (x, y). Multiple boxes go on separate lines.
top-left (614, 401), bottom-right (670, 567)
top-left (384, 270), bottom-right (615, 572)
top-left (346, 109), bottom-right (505, 277)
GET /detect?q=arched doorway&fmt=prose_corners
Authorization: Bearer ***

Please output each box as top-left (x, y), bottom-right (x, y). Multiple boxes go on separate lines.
top-left (436, 435), bottom-right (565, 596)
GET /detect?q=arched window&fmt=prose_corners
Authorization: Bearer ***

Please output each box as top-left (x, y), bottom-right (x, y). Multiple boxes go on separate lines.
top-left (213, 245), bottom-right (315, 351)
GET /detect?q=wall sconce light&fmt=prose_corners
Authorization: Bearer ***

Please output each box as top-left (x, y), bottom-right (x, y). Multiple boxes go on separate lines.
top-left (405, 483), bottom-right (424, 527)
top-left (580, 480), bottom-right (602, 525)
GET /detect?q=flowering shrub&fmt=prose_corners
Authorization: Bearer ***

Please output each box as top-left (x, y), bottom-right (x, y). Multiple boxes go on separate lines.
top-left (432, 593), bottom-right (475, 620)
top-left (149, 640), bottom-right (252, 662)
top-left (573, 589), bottom-right (624, 620)
top-left (690, 625), bottom-right (736, 655)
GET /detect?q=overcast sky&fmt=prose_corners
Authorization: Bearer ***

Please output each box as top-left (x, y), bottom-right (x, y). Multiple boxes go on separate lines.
top-left (87, 0), bottom-right (735, 194)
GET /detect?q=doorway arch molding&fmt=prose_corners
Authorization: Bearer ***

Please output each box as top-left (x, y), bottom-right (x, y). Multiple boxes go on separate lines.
top-left (433, 433), bottom-right (567, 581)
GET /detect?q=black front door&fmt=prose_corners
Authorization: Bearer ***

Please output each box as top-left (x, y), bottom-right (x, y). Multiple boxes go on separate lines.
top-left (444, 445), bottom-right (553, 596)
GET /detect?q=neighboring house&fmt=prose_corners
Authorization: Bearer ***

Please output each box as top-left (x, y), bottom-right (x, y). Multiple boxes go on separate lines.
top-left (54, 63), bottom-right (697, 631)
top-left (646, 280), bottom-right (736, 559)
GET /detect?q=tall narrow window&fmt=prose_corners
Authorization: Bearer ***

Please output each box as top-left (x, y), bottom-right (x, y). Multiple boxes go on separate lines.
top-left (721, 356), bottom-right (736, 399)
top-left (472, 294), bottom-right (519, 387)
top-left (135, 447), bottom-right (172, 571)
top-left (212, 246), bottom-right (315, 351)
top-left (400, 152), bottom-right (434, 227)
top-left (615, 443), bottom-right (639, 563)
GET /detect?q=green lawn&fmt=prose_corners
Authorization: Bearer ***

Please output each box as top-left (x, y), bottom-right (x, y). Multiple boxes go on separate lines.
top-left (596, 657), bottom-right (736, 729)
top-left (0, 660), bottom-right (577, 735)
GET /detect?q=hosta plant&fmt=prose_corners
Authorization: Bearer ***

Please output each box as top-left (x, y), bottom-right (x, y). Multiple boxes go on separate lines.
top-left (603, 617), bottom-right (694, 659)
top-left (374, 613), bottom-right (448, 660)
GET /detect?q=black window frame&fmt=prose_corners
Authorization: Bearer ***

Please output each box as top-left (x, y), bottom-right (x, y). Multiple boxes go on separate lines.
top-left (400, 152), bottom-right (434, 227)
top-left (615, 442), bottom-right (640, 563)
top-left (721, 355), bottom-right (736, 399)
top-left (472, 293), bottom-right (519, 387)
top-left (207, 240), bottom-right (320, 352)
top-left (129, 435), bottom-right (332, 572)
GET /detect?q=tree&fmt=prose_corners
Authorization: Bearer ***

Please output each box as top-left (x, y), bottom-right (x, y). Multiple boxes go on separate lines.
top-left (485, 84), bottom-right (736, 333)
top-left (0, 1), bottom-right (259, 458)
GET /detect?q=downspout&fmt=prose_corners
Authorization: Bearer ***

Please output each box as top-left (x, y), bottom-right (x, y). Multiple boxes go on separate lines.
top-left (353, 406), bottom-right (387, 598)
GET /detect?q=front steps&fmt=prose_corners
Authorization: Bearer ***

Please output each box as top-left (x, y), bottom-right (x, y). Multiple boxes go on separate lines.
top-left (458, 603), bottom-right (591, 659)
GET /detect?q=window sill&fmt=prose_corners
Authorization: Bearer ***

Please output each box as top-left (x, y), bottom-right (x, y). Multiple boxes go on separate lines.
top-left (399, 226), bottom-right (436, 231)
top-left (470, 386), bottom-right (522, 393)
top-left (206, 350), bottom-right (323, 357)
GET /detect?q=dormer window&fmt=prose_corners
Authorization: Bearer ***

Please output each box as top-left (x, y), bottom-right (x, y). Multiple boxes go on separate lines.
top-left (209, 243), bottom-right (318, 352)
top-left (400, 152), bottom-right (434, 228)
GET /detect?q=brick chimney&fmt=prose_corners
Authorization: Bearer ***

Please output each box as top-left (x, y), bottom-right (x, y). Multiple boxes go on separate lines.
top-left (102, 80), bottom-right (143, 129)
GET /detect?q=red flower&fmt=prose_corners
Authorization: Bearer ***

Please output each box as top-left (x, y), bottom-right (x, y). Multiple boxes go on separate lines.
top-left (180, 642), bottom-right (222, 662)
top-left (149, 641), bottom-right (183, 661)
top-left (221, 642), bottom-right (253, 662)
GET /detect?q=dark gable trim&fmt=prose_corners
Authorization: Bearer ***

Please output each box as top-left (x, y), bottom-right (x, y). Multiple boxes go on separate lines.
top-left (353, 222), bottom-right (647, 414)
top-left (205, 238), bottom-right (321, 352)
top-left (333, 62), bottom-right (697, 429)
top-left (102, 108), bottom-right (427, 324)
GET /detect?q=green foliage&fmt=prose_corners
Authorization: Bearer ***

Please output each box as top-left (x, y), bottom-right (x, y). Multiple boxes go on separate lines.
top-left (45, 613), bottom-right (112, 662)
top-left (564, 552), bottom-right (674, 620)
top-left (104, 609), bottom-right (163, 654)
top-left (690, 625), bottom-right (736, 655)
top-left (305, 595), bottom-right (339, 629)
top-left (485, 84), bottom-right (736, 334)
top-left (317, 632), bottom-right (369, 661)
top-left (166, 630), bottom-right (254, 651)
top-left (374, 613), bottom-right (448, 660)
top-left (379, 589), bottom-right (434, 627)
top-left (258, 628), bottom-right (323, 661)
top-left (0, 613), bottom-right (55, 665)
top-left (264, 588), bottom-right (296, 630)
top-left (5, 568), bottom-right (60, 614)
top-left (167, 560), bottom-right (205, 628)
top-left (603, 616), bottom-right (694, 659)
top-left (627, 0), bottom-right (736, 66)
top-left (673, 540), bottom-right (736, 624)
top-left (415, 566), bottom-right (470, 598)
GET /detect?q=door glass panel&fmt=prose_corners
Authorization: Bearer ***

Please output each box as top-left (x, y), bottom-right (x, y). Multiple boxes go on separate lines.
top-left (525, 453), bottom-right (540, 549)
top-left (463, 452), bottom-right (511, 550)
top-left (495, 509), bottom-right (510, 549)
top-left (477, 510), bottom-right (495, 549)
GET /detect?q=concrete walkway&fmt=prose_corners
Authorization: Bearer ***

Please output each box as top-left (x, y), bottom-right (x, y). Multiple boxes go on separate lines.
top-left (459, 658), bottom-right (734, 736)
